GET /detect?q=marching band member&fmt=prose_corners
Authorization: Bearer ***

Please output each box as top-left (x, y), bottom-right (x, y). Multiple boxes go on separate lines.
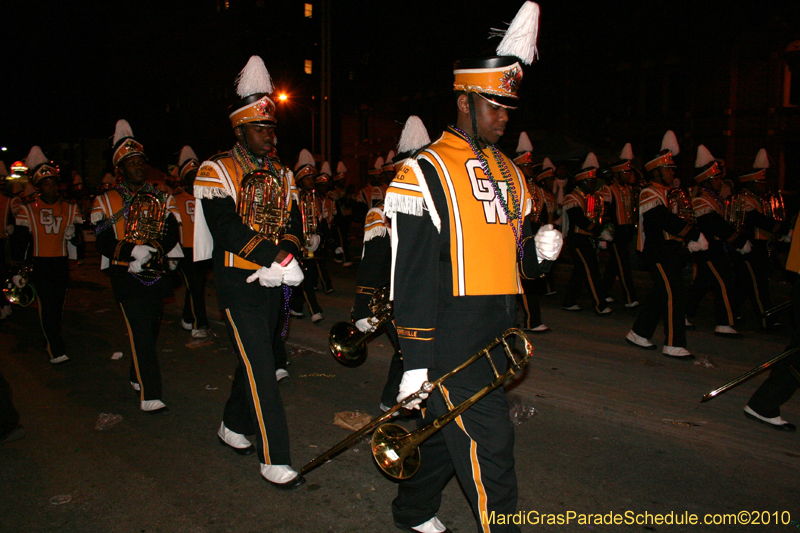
top-left (685, 145), bottom-right (748, 336)
top-left (359, 156), bottom-right (388, 210)
top-left (330, 161), bottom-right (354, 266)
top-left (0, 165), bottom-right (16, 320)
top-left (313, 161), bottom-right (335, 294)
top-left (625, 131), bottom-right (707, 359)
top-left (92, 120), bottom-right (181, 411)
top-left (12, 146), bottom-right (81, 364)
top-left (560, 153), bottom-right (612, 314)
top-left (598, 143), bottom-right (639, 308)
top-left (192, 56), bottom-right (306, 490)
top-left (385, 4), bottom-right (561, 531)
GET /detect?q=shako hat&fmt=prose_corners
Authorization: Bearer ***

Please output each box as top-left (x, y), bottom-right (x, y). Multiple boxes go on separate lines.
top-left (394, 116), bottom-right (431, 170)
top-left (178, 146), bottom-right (200, 180)
top-left (368, 156), bottom-right (384, 176)
top-left (229, 56), bottom-right (277, 128)
top-left (535, 157), bottom-right (556, 181)
top-left (317, 161), bottom-right (332, 184)
top-left (294, 149), bottom-right (317, 182)
top-left (644, 130), bottom-right (679, 172)
top-left (381, 151), bottom-right (396, 173)
top-left (693, 145), bottom-right (720, 183)
top-left (739, 149), bottom-right (769, 183)
top-left (574, 152), bottom-right (599, 182)
top-left (333, 161), bottom-right (347, 182)
top-left (25, 146), bottom-right (59, 187)
top-left (610, 143), bottom-right (634, 173)
top-left (513, 131), bottom-right (534, 166)
top-left (112, 119), bottom-right (146, 168)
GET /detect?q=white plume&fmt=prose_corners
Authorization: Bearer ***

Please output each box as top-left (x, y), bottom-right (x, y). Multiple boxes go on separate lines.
top-left (495, 1), bottom-right (540, 65)
top-left (385, 150), bottom-right (396, 164)
top-left (113, 119), bottom-right (134, 146)
top-left (336, 161), bottom-right (347, 174)
top-left (235, 56), bottom-right (273, 98)
top-left (661, 130), bottom-right (680, 155)
top-left (179, 146), bottom-right (199, 166)
top-left (320, 161), bottom-right (332, 175)
top-left (25, 146), bottom-right (48, 169)
top-left (396, 116), bottom-right (430, 154)
top-left (294, 148), bottom-right (316, 171)
top-left (516, 131), bottom-right (533, 153)
top-left (582, 152), bottom-right (599, 169)
top-left (619, 142), bottom-right (633, 161)
top-left (541, 157), bottom-right (555, 170)
top-left (753, 148), bottom-right (769, 169)
top-left (695, 145), bottom-right (715, 168)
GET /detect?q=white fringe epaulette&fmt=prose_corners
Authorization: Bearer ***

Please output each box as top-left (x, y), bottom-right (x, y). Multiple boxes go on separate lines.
top-left (494, 1), bottom-right (540, 65)
top-left (193, 184), bottom-right (230, 200)
top-left (694, 205), bottom-right (714, 217)
top-left (364, 225), bottom-right (389, 243)
top-left (384, 157), bottom-right (441, 233)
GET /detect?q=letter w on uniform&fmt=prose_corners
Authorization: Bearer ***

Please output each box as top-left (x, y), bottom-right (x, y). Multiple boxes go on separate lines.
top-left (40, 209), bottom-right (63, 234)
top-left (467, 160), bottom-right (509, 225)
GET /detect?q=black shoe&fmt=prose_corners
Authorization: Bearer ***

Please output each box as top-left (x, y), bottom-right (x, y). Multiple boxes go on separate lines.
top-left (265, 475), bottom-right (307, 491)
top-left (218, 435), bottom-right (256, 455)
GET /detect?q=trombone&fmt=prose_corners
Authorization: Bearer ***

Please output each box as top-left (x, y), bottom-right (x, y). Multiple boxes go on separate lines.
top-left (300, 328), bottom-right (533, 479)
top-left (328, 285), bottom-right (393, 367)
top-left (700, 345), bottom-right (800, 402)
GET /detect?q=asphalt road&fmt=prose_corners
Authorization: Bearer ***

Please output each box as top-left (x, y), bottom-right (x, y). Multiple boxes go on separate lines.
top-left (1, 247), bottom-right (799, 533)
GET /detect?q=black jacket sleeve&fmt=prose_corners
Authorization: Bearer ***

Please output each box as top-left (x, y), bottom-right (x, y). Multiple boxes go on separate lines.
top-left (353, 234), bottom-right (391, 320)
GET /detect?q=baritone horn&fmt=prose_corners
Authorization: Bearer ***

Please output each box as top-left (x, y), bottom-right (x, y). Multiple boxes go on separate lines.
top-left (328, 285), bottom-right (393, 367)
top-left (301, 328), bottom-right (533, 478)
top-left (124, 190), bottom-right (169, 281)
top-left (237, 166), bottom-right (289, 244)
top-left (299, 189), bottom-right (319, 258)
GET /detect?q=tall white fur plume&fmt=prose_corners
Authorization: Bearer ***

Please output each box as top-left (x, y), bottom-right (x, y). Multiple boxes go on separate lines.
top-left (542, 157), bottom-right (555, 170)
top-left (695, 145), bottom-right (715, 168)
top-left (235, 56), bottom-right (273, 98)
top-left (320, 161), bottom-right (332, 175)
top-left (385, 150), bottom-right (396, 164)
top-left (582, 152), bottom-right (599, 169)
top-left (179, 146), bottom-right (199, 166)
top-left (494, 1), bottom-right (540, 65)
top-left (660, 130), bottom-right (680, 155)
top-left (294, 148), bottom-right (316, 171)
top-left (113, 119), bottom-right (134, 146)
top-left (373, 156), bottom-right (384, 170)
top-left (396, 116), bottom-right (430, 154)
top-left (516, 131), bottom-right (533, 153)
top-left (619, 142), bottom-right (634, 160)
top-left (336, 161), bottom-right (347, 174)
top-left (753, 148), bottom-right (769, 169)
top-left (25, 146), bottom-right (48, 169)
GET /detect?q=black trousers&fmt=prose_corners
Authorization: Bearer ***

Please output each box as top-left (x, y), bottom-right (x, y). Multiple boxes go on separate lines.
top-left (731, 241), bottom-right (774, 328)
top-left (314, 256), bottom-right (334, 292)
top-left (334, 215), bottom-right (353, 263)
top-left (290, 259), bottom-right (322, 316)
top-left (119, 295), bottom-right (165, 402)
top-left (562, 234), bottom-right (608, 313)
top-left (380, 323), bottom-right (404, 408)
top-left (686, 248), bottom-right (736, 326)
top-left (517, 277), bottom-right (543, 329)
top-left (632, 257), bottom-right (687, 347)
top-left (392, 385), bottom-right (520, 533)
top-left (600, 225), bottom-right (638, 305)
top-left (177, 249), bottom-right (210, 330)
top-left (32, 257), bottom-right (69, 361)
top-left (222, 284), bottom-right (292, 465)
top-left (0, 369), bottom-right (20, 434)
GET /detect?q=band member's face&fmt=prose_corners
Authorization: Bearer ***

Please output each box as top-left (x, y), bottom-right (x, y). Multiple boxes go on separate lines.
top-left (656, 166), bottom-right (675, 187)
top-left (708, 176), bottom-right (722, 193)
top-left (236, 123), bottom-right (276, 159)
top-left (619, 169), bottom-right (636, 185)
top-left (474, 97), bottom-right (508, 147)
top-left (38, 178), bottom-right (59, 202)
top-left (751, 180), bottom-right (767, 195)
top-left (299, 175), bottom-right (315, 192)
top-left (120, 155), bottom-right (147, 188)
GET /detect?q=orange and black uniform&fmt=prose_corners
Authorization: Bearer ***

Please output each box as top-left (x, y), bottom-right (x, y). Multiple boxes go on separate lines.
top-left (0, 193), bottom-right (16, 308)
top-left (92, 183), bottom-right (180, 400)
top-left (194, 149), bottom-right (302, 467)
top-left (630, 183), bottom-right (701, 347)
top-left (685, 187), bottom-right (746, 326)
top-left (561, 185), bottom-right (610, 313)
top-left (385, 127), bottom-right (546, 533)
top-left (598, 181), bottom-right (638, 305)
top-left (289, 190), bottom-right (323, 317)
top-left (13, 196), bottom-right (81, 360)
top-left (517, 181), bottom-right (550, 329)
top-left (173, 188), bottom-right (210, 331)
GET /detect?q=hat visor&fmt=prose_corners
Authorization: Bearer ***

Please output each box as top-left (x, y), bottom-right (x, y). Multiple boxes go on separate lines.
top-left (473, 91), bottom-right (518, 110)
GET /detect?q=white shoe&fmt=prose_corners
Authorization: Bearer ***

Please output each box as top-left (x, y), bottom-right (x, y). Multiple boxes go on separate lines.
top-left (50, 355), bottom-right (70, 364)
top-left (311, 313), bottom-right (324, 323)
top-left (562, 304), bottom-right (581, 311)
top-left (130, 381), bottom-right (141, 392)
top-left (685, 318), bottom-right (693, 327)
top-left (409, 517), bottom-right (448, 533)
top-left (624, 301), bottom-right (640, 308)
top-left (289, 309), bottom-right (305, 318)
top-left (218, 422), bottom-right (252, 449)
top-left (276, 368), bottom-right (289, 382)
top-left (180, 319), bottom-right (193, 331)
top-left (597, 307), bottom-right (612, 315)
top-left (605, 297), bottom-right (615, 303)
top-left (625, 330), bottom-right (655, 349)
top-left (529, 324), bottom-right (551, 332)
top-left (743, 405), bottom-right (797, 431)
top-left (140, 399), bottom-right (168, 413)
top-left (715, 325), bottom-right (740, 336)
top-left (260, 464), bottom-right (299, 484)
top-left (192, 328), bottom-right (208, 339)
top-left (663, 345), bottom-right (693, 358)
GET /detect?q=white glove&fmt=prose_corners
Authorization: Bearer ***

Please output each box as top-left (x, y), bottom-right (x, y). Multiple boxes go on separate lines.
top-left (245, 263), bottom-right (284, 287)
top-left (64, 225), bottom-right (75, 240)
top-left (11, 274), bottom-right (26, 288)
top-left (281, 258), bottom-right (305, 286)
top-left (687, 233), bottom-right (709, 253)
top-left (131, 245), bottom-right (157, 264)
top-left (397, 368), bottom-right (429, 409)
top-left (168, 259), bottom-right (179, 271)
top-left (5, 225), bottom-right (13, 236)
top-left (335, 246), bottom-right (344, 255)
top-left (305, 234), bottom-right (321, 252)
top-left (779, 230), bottom-right (792, 243)
top-left (128, 260), bottom-right (143, 274)
top-left (598, 240), bottom-right (608, 250)
top-left (598, 229), bottom-right (613, 242)
top-left (534, 224), bottom-right (563, 263)
top-left (738, 240), bottom-right (752, 255)
top-left (355, 318), bottom-right (376, 333)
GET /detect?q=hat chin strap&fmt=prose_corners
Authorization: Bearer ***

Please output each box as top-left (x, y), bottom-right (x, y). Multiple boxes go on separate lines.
top-left (467, 93), bottom-right (483, 147)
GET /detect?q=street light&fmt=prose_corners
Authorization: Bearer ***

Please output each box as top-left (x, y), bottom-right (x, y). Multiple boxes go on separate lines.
top-left (276, 92), bottom-right (316, 155)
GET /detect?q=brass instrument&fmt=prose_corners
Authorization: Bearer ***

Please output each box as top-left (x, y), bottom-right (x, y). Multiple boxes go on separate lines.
top-left (236, 167), bottom-right (289, 245)
top-left (301, 328), bottom-right (533, 478)
top-left (583, 190), bottom-right (604, 224)
top-left (528, 180), bottom-right (543, 222)
top-left (667, 188), bottom-right (695, 224)
top-left (701, 345), bottom-right (800, 403)
top-left (299, 189), bottom-right (319, 258)
top-left (763, 191), bottom-right (785, 222)
top-left (3, 264), bottom-right (36, 307)
top-left (124, 190), bottom-right (168, 281)
top-left (328, 285), bottom-right (393, 367)
top-left (724, 193), bottom-right (747, 231)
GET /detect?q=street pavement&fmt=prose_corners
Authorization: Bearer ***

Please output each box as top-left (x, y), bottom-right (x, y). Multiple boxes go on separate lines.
top-left (1, 247), bottom-right (799, 533)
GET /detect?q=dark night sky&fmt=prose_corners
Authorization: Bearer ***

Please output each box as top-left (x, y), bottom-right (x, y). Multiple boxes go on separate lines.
top-left (0, 0), bottom-right (780, 173)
